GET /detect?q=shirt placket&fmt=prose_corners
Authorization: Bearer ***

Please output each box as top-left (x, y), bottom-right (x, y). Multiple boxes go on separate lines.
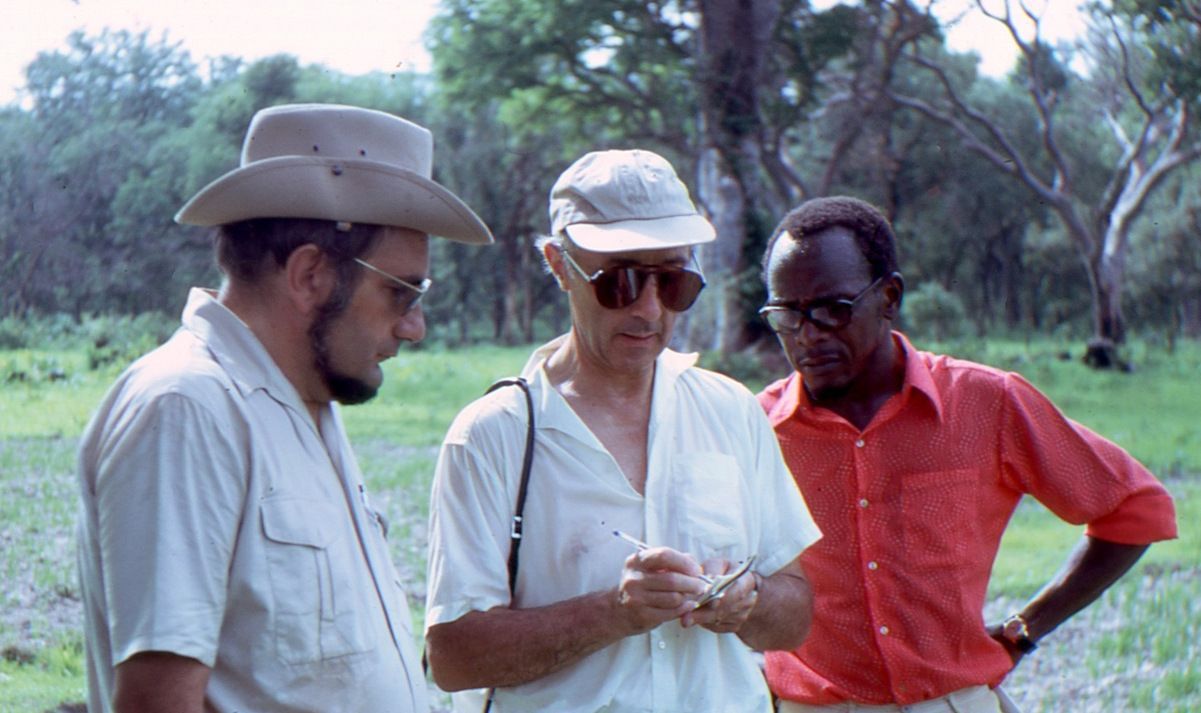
top-left (320, 410), bottom-right (423, 712)
top-left (851, 428), bottom-right (903, 693)
top-left (644, 386), bottom-right (681, 712)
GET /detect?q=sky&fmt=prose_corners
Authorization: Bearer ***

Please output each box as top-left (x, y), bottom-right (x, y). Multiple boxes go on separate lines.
top-left (1, 0), bottom-right (442, 106)
top-left (1, 0), bottom-right (1086, 108)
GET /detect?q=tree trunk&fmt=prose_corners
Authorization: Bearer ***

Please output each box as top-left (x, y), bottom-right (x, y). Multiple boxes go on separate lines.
top-left (1083, 238), bottom-right (1129, 369)
top-left (687, 0), bottom-right (781, 355)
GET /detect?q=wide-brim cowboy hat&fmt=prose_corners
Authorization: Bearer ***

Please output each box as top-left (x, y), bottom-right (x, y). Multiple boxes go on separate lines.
top-left (176, 103), bottom-right (493, 244)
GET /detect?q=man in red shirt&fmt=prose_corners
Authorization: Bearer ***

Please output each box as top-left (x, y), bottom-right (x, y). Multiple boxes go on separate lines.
top-left (756, 196), bottom-right (1178, 713)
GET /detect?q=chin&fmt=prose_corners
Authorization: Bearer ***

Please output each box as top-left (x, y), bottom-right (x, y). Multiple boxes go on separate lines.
top-left (325, 373), bottom-right (380, 405)
top-left (802, 376), bottom-right (851, 403)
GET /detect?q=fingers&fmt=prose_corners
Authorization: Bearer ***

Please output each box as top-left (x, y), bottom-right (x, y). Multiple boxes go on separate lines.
top-left (686, 566), bottom-right (760, 634)
top-left (616, 548), bottom-right (708, 634)
top-left (629, 547), bottom-right (705, 579)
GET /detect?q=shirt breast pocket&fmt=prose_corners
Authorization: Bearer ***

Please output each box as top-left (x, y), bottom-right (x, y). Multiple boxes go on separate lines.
top-left (667, 452), bottom-right (751, 560)
top-left (260, 497), bottom-right (373, 664)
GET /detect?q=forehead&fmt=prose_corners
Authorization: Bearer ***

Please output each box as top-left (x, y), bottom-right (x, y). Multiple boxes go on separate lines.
top-left (573, 243), bottom-right (692, 267)
top-left (766, 226), bottom-right (870, 299)
top-left (365, 226), bottom-right (430, 271)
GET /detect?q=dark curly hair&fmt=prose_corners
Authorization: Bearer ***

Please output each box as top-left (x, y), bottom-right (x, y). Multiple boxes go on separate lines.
top-left (762, 196), bottom-right (898, 281)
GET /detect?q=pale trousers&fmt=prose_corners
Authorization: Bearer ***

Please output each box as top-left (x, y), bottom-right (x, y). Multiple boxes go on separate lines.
top-left (777, 685), bottom-right (1022, 713)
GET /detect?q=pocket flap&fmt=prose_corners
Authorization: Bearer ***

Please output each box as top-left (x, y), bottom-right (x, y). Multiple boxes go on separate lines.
top-left (261, 497), bottom-right (339, 548)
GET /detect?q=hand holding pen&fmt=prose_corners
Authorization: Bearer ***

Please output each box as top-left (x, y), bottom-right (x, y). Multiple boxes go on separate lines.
top-left (612, 529), bottom-right (759, 631)
top-left (609, 530), bottom-right (710, 633)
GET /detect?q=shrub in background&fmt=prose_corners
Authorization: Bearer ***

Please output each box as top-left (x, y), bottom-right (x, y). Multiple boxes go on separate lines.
top-left (902, 281), bottom-right (971, 341)
top-left (82, 313), bottom-right (177, 371)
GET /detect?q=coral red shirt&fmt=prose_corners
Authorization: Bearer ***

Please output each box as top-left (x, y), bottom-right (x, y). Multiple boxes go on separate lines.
top-left (758, 332), bottom-right (1177, 706)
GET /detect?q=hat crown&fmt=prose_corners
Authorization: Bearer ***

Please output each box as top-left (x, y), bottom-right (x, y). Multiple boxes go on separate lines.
top-left (550, 149), bottom-right (699, 234)
top-left (242, 103), bottom-right (433, 176)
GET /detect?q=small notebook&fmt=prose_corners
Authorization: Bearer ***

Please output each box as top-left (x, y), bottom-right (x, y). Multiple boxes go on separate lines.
top-left (695, 554), bottom-right (756, 607)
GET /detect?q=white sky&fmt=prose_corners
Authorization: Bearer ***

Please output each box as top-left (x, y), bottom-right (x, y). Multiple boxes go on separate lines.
top-left (1, 0), bottom-right (1085, 108)
top-left (0, 0), bottom-right (442, 106)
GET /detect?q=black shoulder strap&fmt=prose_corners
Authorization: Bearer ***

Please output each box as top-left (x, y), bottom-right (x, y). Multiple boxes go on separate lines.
top-left (481, 377), bottom-right (535, 713)
top-left (485, 376), bottom-right (535, 595)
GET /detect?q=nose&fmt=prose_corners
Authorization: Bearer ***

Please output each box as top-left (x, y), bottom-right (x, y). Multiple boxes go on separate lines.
top-left (627, 274), bottom-right (665, 320)
top-left (396, 305), bottom-right (426, 344)
top-left (790, 315), bottom-right (829, 346)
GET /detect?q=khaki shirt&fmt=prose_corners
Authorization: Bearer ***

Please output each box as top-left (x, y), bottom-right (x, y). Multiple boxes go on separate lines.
top-left (78, 288), bottom-right (427, 712)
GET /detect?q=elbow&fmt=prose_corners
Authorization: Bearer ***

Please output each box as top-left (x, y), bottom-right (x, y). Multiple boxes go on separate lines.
top-left (425, 625), bottom-right (476, 692)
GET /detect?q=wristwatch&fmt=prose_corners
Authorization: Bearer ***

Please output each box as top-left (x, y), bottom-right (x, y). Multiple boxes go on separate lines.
top-left (1001, 613), bottom-right (1038, 653)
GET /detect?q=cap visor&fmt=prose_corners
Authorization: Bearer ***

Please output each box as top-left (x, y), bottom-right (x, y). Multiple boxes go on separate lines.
top-left (564, 214), bottom-right (715, 253)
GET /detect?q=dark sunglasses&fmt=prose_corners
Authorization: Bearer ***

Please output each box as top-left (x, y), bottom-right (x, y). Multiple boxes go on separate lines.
top-left (562, 250), bottom-right (706, 312)
top-left (759, 276), bottom-right (885, 333)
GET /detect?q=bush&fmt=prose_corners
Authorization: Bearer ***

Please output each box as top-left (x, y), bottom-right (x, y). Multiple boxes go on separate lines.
top-left (902, 281), bottom-right (971, 341)
top-left (82, 313), bottom-right (177, 371)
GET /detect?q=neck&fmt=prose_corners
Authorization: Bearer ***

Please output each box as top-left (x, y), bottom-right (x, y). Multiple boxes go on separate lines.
top-left (544, 334), bottom-right (656, 404)
top-left (218, 280), bottom-right (328, 422)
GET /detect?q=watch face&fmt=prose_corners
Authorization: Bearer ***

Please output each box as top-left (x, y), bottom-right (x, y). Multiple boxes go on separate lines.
top-left (1002, 615), bottom-right (1037, 652)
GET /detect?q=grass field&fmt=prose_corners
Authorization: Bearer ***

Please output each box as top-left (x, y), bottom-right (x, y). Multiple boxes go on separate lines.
top-left (0, 338), bottom-right (1197, 711)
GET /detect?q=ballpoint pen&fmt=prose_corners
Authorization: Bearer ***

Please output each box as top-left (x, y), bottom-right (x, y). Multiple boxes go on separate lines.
top-left (611, 530), bottom-right (715, 584)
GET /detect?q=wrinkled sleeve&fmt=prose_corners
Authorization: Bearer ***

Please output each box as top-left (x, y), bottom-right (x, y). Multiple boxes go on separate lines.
top-left (95, 392), bottom-right (246, 668)
top-left (425, 400), bottom-right (526, 630)
top-left (999, 373), bottom-right (1176, 545)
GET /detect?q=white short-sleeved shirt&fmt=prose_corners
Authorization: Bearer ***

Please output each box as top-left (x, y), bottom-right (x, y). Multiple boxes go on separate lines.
top-left (77, 288), bottom-right (428, 713)
top-left (426, 336), bottom-right (821, 713)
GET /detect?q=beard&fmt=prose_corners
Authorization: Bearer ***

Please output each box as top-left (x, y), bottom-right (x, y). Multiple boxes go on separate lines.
top-left (309, 279), bottom-right (380, 406)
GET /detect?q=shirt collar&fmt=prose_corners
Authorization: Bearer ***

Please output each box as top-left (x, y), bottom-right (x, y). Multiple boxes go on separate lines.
top-left (521, 333), bottom-right (700, 436)
top-left (520, 333), bottom-right (699, 383)
top-left (766, 330), bottom-right (944, 425)
top-left (181, 288), bottom-right (309, 410)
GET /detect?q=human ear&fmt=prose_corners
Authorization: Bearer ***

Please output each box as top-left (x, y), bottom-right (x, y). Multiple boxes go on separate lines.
top-left (544, 241), bottom-right (570, 292)
top-left (282, 244), bottom-right (337, 314)
top-left (882, 271), bottom-right (904, 320)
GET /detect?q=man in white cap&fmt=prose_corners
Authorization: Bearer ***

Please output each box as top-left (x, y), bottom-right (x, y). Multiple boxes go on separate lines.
top-left (76, 104), bottom-right (492, 713)
top-left (424, 149), bottom-right (821, 712)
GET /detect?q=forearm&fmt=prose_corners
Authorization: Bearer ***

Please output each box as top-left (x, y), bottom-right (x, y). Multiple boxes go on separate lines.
top-left (113, 651), bottom-right (210, 713)
top-left (738, 566), bottom-right (814, 651)
top-left (427, 589), bottom-right (631, 691)
top-left (1016, 535), bottom-right (1149, 642)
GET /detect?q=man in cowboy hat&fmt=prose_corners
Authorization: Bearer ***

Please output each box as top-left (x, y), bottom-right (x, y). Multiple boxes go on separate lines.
top-left (76, 103), bottom-right (492, 713)
top-left (423, 149), bottom-right (820, 712)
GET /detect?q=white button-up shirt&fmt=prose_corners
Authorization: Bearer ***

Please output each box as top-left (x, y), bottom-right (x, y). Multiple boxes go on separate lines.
top-left (77, 288), bottom-right (427, 712)
top-left (426, 336), bottom-right (821, 713)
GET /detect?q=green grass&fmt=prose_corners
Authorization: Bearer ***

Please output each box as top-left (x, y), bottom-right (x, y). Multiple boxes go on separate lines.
top-left (1, 338), bottom-right (1197, 711)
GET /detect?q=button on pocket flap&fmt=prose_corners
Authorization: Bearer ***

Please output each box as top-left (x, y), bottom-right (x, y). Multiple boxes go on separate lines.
top-left (261, 497), bottom-right (339, 548)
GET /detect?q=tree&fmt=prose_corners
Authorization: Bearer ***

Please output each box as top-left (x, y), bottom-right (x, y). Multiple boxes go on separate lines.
top-left (14, 29), bottom-right (206, 317)
top-left (426, 0), bottom-right (865, 353)
top-left (888, 0), bottom-right (1201, 367)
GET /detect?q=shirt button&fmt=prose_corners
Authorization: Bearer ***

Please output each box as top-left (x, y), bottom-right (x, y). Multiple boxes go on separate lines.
top-left (879, 625), bottom-right (890, 635)
top-left (867, 561), bottom-right (879, 570)
top-left (855, 438), bottom-right (865, 448)
top-left (858, 498), bottom-right (869, 508)
top-left (657, 640), bottom-right (667, 650)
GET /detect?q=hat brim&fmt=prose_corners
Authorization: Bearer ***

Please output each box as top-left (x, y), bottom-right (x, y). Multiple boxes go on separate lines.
top-left (175, 156), bottom-right (493, 244)
top-left (564, 214), bottom-right (715, 253)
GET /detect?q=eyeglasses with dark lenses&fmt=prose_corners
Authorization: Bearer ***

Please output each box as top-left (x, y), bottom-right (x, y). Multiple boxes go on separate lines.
top-left (759, 276), bottom-right (885, 333)
top-left (562, 250), bottom-right (706, 312)
top-left (353, 258), bottom-right (431, 315)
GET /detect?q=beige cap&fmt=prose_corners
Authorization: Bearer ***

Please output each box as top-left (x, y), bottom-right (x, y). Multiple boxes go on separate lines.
top-left (549, 149), bottom-right (714, 253)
